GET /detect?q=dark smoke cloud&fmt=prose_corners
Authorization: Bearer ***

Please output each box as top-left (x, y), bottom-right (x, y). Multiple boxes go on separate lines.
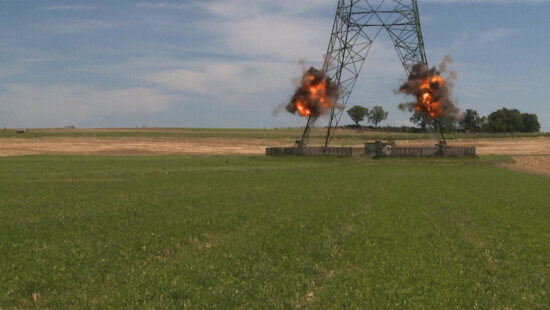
top-left (286, 67), bottom-right (340, 118)
top-left (397, 55), bottom-right (459, 119)
top-left (272, 102), bottom-right (286, 116)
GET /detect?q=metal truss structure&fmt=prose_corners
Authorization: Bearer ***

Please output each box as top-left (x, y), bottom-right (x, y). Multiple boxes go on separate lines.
top-left (300, 0), bottom-right (428, 147)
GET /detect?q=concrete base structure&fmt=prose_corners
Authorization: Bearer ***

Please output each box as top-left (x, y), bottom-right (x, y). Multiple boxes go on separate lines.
top-left (365, 141), bottom-right (475, 157)
top-left (382, 146), bottom-right (476, 157)
top-left (266, 146), bottom-right (357, 157)
top-left (266, 143), bottom-right (476, 157)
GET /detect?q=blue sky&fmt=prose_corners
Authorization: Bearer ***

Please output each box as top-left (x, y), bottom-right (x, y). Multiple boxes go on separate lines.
top-left (1, 0), bottom-right (549, 130)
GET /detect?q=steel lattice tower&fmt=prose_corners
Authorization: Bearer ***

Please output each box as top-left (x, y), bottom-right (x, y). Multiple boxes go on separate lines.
top-left (300, 0), bottom-right (428, 147)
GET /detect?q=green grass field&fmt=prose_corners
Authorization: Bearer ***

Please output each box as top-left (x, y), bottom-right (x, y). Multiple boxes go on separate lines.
top-left (1, 155), bottom-right (549, 308)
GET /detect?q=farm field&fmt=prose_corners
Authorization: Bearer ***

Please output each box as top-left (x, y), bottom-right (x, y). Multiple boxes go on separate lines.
top-left (1, 128), bottom-right (550, 157)
top-left (1, 127), bottom-right (549, 141)
top-left (2, 128), bottom-right (550, 176)
top-left (0, 155), bottom-right (549, 308)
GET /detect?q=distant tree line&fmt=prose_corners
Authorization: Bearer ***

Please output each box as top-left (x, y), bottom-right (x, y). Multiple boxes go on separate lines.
top-left (411, 108), bottom-right (540, 133)
top-left (347, 105), bottom-right (541, 133)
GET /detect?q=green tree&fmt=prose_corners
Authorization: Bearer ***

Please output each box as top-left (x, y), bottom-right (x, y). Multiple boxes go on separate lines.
top-left (522, 113), bottom-right (541, 132)
top-left (409, 110), bottom-right (428, 131)
top-left (439, 115), bottom-right (459, 132)
top-left (480, 116), bottom-right (489, 132)
top-left (488, 108), bottom-right (524, 132)
top-left (368, 106), bottom-right (388, 129)
top-left (460, 109), bottom-right (482, 132)
top-left (347, 105), bottom-right (369, 128)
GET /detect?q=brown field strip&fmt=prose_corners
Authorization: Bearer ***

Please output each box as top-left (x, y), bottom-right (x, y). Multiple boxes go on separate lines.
top-left (1, 135), bottom-right (550, 176)
top-left (0, 137), bottom-right (288, 156)
top-left (499, 155), bottom-right (550, 177)
top-left (0, 136), bottom-right (549, 157)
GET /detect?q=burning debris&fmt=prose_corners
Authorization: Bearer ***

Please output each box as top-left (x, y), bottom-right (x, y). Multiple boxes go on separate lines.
top-left (397, 55), bottom-right (459, 138)
top-left (286, 67), bottom-right (340, 118)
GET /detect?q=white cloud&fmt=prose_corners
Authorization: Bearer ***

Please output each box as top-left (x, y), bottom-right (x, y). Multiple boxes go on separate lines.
top-left (38, 5), bottom-right (98, 11)
top-left (215, 16), bottom-right (329, 61)
top-left (475, 28), bottom-right (518, 45)
top-left (143, 59), bottom-right (300, 98)
top-left (0, 84), bottom-right (178, 127)
top-left (34, 19), bottom-right (119, 35)
top-left (134, 2), bottom-right (191, 10)
top-left (201, 0), bottom-right (334, 17)
top-left (198, 0), bottom-right (334, 61)
top-left (430, 27), bottom-right (518, 58)
top-left (0, 65), bottom-right (27, 79)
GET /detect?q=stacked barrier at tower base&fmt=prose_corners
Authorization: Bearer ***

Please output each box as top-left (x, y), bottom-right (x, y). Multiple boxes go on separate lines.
top-left (265, 147), bottom-right (355, 157)
top-left (266, 143), bottom-right (475, 157)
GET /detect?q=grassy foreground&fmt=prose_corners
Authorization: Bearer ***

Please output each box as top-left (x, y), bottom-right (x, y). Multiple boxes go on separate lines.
top-left (0, 155), bottom-right (549, 308)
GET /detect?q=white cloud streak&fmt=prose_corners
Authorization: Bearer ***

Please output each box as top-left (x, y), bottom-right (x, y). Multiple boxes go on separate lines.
top-left (144, 60), bottom-right (300, 95)
top-left (134, 2), bottom-right (191, 10)
top-left (198, 0), bottom-right (334, 61)
top-left (34, 19), bottom-right (119, 35)
top-left (38, 5), bottom-right (98, 11)
top-left (0, 84), bottom-right (178, 127)
top-left (475, 28), bottom-right (518, 45)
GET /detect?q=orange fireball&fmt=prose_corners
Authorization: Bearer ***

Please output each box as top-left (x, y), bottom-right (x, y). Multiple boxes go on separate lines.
top-left (415, 74), bottom-right (445, 118)
top-left (286, 67), bottom-right (339, 118)
top-left (398, 59), bottom-right (459, 130)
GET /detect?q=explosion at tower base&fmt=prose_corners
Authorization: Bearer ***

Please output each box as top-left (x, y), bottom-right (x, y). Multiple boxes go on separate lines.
top-left (267, 0), bottom-right (475, 157)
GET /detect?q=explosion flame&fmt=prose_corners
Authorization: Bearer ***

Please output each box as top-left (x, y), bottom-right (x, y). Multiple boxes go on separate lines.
top-left (398, 55), bottom-right (458, 121)
top-left (286, 67), bottom-right (340, 118)
top-left (417, 75), bottom-right (445, 118)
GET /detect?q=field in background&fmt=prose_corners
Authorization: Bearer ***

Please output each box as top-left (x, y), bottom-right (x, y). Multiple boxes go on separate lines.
top-left (1, 128), bottom-right (550, 159)
top-left (0, 155), bottom-right (548, 308)
top-left (1, 127), bottom-right (549, 141)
